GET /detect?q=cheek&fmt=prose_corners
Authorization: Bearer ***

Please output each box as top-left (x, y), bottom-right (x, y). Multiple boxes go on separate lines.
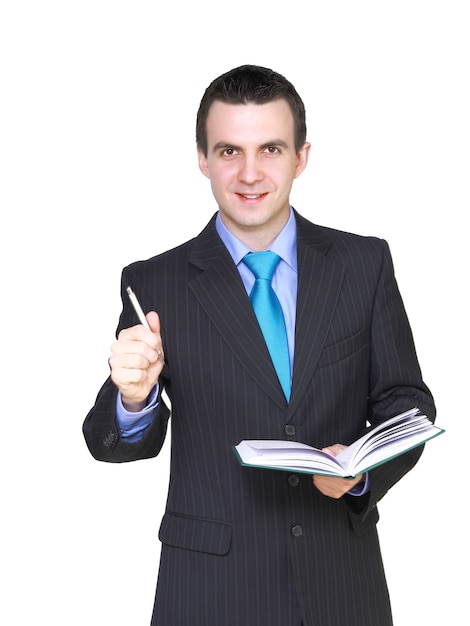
top-left (210, 166), bottom-right (236, 189)
top-left (272, 169), bottom-right (295, 193)
top-left (209, 174), bottom-right (230, 202)
top-left (267, 160), bottom-right (295, 182)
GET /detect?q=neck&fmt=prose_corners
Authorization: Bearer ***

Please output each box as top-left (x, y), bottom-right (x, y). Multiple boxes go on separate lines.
top-left (219, 212), bottom-right (290, 252)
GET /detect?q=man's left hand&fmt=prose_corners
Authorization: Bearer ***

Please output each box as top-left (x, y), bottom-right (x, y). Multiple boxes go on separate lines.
top-left (312, 444), bottom-right (365, 498)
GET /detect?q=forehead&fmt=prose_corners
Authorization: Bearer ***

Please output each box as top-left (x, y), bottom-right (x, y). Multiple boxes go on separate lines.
top-left (205, 99), bottom-right (296, 147)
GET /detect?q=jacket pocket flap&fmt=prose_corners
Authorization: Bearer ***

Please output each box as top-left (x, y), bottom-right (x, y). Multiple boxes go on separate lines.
top-left (318, 329), bottom-right (366, 368)
top-left (159, 511), bottom-right (232, 556)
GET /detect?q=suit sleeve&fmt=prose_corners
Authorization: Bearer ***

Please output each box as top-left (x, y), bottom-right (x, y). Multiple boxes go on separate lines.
top-left (82, 375), bottom-right (171, 463)
top-left (347, 239), bottom-right (436, 520)
top-left (82, 264), bottom-right (171, 463)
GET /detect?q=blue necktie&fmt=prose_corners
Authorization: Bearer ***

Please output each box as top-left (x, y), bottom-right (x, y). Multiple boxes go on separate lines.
top-left (243, 251), bottom-right (291, 401)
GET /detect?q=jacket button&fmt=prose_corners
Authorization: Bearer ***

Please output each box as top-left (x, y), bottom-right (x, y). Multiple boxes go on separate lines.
top-left (291, 525), bottom-right (303, 537)
top-left (288, 474), bottom-right (300, 487)
top-left (285, 424), bottom-right (296, 436)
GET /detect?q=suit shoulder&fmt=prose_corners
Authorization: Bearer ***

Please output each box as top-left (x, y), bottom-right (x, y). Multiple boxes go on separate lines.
top-left (296, 212), bottom-right (389, 253)
top-left (319, 224), bottom-right (388, 250)
top-left (122, 213), bottom-right (219, 277)
top-left (322, 227), bottom-right (393, 273)
top-left (128, 239), bottom-right (194, 269)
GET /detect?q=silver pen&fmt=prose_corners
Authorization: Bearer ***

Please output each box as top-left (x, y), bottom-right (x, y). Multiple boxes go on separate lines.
top-left (126, 286), bottom-right (150, 329)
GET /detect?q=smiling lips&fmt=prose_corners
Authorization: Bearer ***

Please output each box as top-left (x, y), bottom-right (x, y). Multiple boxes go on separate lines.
top-left (237, 192), bottom-right (268, 201)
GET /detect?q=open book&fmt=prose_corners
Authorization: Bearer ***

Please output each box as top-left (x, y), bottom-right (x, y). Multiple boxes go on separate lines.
top-left (233, 408), bottom-right (444, 478)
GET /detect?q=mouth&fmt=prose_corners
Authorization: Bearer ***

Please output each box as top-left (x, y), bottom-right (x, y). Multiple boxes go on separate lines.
top-left (236, 192), bottom-right (268, 201)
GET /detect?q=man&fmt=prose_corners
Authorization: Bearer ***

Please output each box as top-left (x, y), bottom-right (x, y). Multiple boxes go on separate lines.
top-left (83, 65), bottom-right (435, 625)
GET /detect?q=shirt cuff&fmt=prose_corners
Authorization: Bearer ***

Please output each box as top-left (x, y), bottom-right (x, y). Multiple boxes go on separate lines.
top-left (115, 385), bottom-right (159, 442)
top-left (347, 472), bottom-right (370, 496)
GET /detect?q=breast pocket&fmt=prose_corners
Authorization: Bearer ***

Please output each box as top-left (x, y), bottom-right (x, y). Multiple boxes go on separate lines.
top-left (317, 329), bottom-right (367, 368)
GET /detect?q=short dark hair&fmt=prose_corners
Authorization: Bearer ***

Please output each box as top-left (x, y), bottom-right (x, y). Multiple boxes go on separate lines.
top-left (196, 64), bottom-right (307, 156)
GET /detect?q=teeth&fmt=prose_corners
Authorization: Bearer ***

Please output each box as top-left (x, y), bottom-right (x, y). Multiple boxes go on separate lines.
top-left (242, 194), bottom-right (261, 199)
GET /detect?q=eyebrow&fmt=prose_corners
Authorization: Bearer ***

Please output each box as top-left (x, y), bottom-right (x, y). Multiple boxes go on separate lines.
top-left (211, 139), bottom-right (290, 154)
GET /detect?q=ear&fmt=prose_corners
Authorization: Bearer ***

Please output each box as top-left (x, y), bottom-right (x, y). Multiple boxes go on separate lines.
top-left (294, 142), bottom-right (311, 179)
top-left (197, 147), bottom-right (210, 178)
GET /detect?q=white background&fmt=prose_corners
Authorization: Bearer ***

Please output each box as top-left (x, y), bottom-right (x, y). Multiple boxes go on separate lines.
top-left (1, 1), bottom-right (468, 624)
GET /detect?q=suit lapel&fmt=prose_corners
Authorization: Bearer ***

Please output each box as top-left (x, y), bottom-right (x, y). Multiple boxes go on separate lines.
top-left (187, 213), bottom-right (345, 416)
top-left (287, 214), bottom-right (345, 419)
top-left (188, 216), bottom-right (288, 409)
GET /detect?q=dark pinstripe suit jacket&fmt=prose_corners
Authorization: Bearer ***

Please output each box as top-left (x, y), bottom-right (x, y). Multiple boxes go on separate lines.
top-left (83, 210), bottom-right (435, 626)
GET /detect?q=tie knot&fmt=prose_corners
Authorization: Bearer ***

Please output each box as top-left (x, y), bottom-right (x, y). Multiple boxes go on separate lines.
top-left (243, 251), bottom-right (281, 281)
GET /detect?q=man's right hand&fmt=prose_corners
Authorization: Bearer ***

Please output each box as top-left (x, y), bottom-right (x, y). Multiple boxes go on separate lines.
top-left (109, 311), bottom-right (165, 412)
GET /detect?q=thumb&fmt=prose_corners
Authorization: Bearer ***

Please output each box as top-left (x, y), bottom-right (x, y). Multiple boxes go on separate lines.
top-left (146, 310), bottom-right (160, 334)
top-left (322, 444), bottom-right (347, 457)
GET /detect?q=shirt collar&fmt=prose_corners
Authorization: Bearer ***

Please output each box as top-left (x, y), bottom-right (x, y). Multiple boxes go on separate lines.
top-left (215, 208), bottom-right (297, 272)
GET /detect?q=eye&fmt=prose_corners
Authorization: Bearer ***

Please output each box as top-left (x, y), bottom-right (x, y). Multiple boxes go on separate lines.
top-left (264, 146), bottom-right (280, 155)
top-left (222, 148), bottom-right (238, 157)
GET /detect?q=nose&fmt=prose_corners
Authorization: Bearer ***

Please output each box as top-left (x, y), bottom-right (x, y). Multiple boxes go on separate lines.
top-left (237, 154), bottom-right (263, 184)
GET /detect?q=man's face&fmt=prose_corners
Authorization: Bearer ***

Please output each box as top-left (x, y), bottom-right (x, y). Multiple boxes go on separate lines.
top-left (198, 99), bottom-right (310, 244)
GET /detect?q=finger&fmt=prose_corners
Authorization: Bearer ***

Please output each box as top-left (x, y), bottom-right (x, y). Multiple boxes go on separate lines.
top-left (111, 356), bottom-right (164, 400)
top-left (113, 352), bottom-right (155, 371)
top-left (110, 340), bottom-right (162, 375)
top-left (312, 475), bottom-right (349, 499)
top-left (117, 320), bottom-right (159, 344)
top-left (146, 311), bottom-right (161, 334)
top-left (123, 313), bottom-right (164, 360)
top-left (112, 364), bottom-right (149, 387)
top-left (111, 337), bottom-right (156, 360)
top-left (146, 312), bottom-right (165, 361)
